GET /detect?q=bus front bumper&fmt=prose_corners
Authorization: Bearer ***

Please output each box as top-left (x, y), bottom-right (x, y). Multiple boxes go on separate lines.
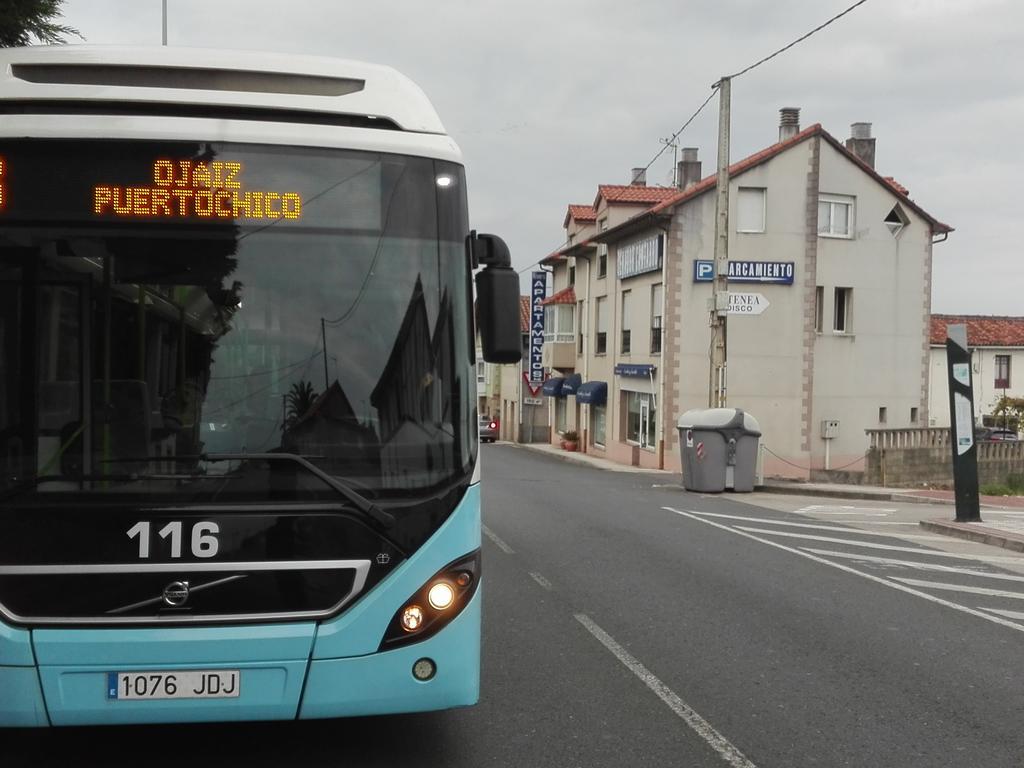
top-left (0, 588), bottom-right (479, 727)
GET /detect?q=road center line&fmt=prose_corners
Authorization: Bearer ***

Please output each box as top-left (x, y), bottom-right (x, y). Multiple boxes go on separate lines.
top-left (662, 507), bottom-right (1024, 635)
top-left (481, 525), bottom-right (514, 555)
top-left (574, 613), bottom-right (757, 768)
top-left (529, 572), bottom-right (552, 590)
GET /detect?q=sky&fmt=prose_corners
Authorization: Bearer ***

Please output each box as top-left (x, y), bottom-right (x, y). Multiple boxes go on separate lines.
top-left (55, 0), bottom-right (1024, 315)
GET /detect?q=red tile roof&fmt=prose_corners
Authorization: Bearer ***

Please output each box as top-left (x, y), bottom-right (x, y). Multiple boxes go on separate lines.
top-left (594, 184), bottom-right (679, 208)
top-left (519, 295), bottom-right (530, 333)
top-left (541, 286), bottom-right (576, 306)
top-left (884, 176), bottom-right (909, 196)
top-left (930, 315), bottom-right (1024, 347)
top-left (630, 124), bottom-right (951, 235)
top-left (564, 204), bottom-right (597, 228)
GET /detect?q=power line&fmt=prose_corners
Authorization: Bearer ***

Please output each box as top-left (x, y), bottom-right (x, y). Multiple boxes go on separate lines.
top-left (531, 1), bottom-right (871, 275)
top-left (724, 0), bottom-right (871, 81)
top-left (632, 87), bottom-right (719, 183)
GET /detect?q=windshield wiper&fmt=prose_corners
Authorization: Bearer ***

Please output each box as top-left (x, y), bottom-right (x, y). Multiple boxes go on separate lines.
top-left (203, 452), bottom-right (395, 531)
top-left (0, 473), bottom-right (140, 503)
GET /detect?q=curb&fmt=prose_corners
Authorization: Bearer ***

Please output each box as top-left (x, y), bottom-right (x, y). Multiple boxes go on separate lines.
top-left (920, 519), bottom-right (1024, 554)
top-left (757, 484), bottom-right (901, 503)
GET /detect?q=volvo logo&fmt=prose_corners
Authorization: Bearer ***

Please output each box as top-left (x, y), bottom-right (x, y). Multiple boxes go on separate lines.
top-left (162, 581), bottom-right (191, 607)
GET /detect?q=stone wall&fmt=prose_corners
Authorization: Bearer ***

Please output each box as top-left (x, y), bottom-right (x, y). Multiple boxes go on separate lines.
top-left (863, 428), bottom-right (1023, 486)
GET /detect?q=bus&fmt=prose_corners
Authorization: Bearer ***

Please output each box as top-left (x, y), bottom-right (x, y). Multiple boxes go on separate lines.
top-left (0, 44), bottom-right (520, 727)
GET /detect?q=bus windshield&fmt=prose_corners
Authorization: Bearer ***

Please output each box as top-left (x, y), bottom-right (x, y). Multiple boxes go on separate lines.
top-left (0, 139), bottom-right (476, 502)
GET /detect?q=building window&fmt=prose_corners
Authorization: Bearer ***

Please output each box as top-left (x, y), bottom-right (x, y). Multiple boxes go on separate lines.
top-left (598, 249), bottom-right (607, 278)
top-left (476, 360), bottom-right (485, 384)
top-left (879, 406), bottom-right (887, 424)
top-left (556, 397), bottom-right (567, 434)
top-left (595, 297), bottom-right (607, 355)
top-left (884, 204), bottom-right (909, 238)
top-left (910, 407), bottom-right (919, 424)
top-left (814, 286), bottom-right (824, 333)
top-left (626, 392), bottom-right (656, 449)
top-left (737, 187), bottom-right (766, 233)
top-left (577, 300), bottom-right (586, 355)
top-left (833, 287), bottom-right (852, 333)
top-left (543, 304), bottom-right (575, 343)
top-left (592, 404), bottom-right (606, 447)
top-left (818, 195), bottom-right (855, 238)
top-left (995, 354), bottom-right (1011, 389)
top-left (620, 290), bottom-right (631, 355)
top-left (650, 283), bottom-right (663, 354)
top-left (569, 265), bottom-right (576, 285)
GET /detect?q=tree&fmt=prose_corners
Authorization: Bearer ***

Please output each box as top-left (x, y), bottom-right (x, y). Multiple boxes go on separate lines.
top-left (285, 380), bottom-right (319, 428)
top-left (0, 0), bottom-right (81, 47)
top-left (992, 395), bottom-right (1024, 433)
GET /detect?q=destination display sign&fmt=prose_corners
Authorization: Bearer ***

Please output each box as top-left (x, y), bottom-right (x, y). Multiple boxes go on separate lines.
top-left (94, 159), bottom-right (303, 221)
top-left (0, 139), bottom-right (398, 231)
top-left (694, 260), bottom-right (795, 285)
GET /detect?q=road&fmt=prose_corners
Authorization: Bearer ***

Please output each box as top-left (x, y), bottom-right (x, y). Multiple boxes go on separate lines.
top-left (9, 443), bottom-right (1024, 766)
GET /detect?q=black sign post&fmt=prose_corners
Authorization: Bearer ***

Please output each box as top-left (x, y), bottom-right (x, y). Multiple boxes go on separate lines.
top-left (945, 324), bottom-right (981, 522)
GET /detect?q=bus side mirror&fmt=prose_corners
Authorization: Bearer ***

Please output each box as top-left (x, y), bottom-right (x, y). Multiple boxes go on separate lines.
top-left (469, 232), bottom-right (522, 365)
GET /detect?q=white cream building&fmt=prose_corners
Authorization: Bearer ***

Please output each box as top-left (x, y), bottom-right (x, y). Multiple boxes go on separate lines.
top-left (541, 111), bottom-right (952, 478)
top-left (928, 315), bottom-right (1024, 429)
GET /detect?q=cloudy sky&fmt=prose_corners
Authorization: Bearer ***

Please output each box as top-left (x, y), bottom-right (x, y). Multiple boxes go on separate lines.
top-left (58, 0), bottom-right (1023, 314)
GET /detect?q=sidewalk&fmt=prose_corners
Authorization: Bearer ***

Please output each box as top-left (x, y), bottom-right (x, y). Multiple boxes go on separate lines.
top-left (508, 441), bottom-right (676, 474)
top-left (506, 441), bottom-right (1024, 553)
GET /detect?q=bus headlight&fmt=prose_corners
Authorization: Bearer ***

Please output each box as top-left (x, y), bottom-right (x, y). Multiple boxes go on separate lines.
top-left (401, 605), bottom-right (425, 632)
top-left (380, 550), bottom-right (480, 650)
top-left (428, 581), bottom-right (455, 610)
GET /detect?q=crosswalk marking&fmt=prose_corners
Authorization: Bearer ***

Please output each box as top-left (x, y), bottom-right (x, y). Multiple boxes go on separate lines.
top-left (891, 577), bottom-right (1024, 600)
top-left (800, 549), bottom-right (1024, 581)
top-left (978, 607), bottom-right (1024, 621)
top-left (692, 511), bottom-right (918, 529)
top-left (733, 525), bottom-right (947, 544)
top-left (663, 507), bottom-right (1024, 634)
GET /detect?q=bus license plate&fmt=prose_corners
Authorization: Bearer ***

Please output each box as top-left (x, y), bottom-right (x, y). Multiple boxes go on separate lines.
top-left (107, 670), bottom-right (240, 700)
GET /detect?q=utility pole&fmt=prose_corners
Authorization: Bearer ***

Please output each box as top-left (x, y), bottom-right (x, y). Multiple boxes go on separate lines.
top-left (709, 76), bottom-right (731, 408)
top-left (161, 0), bottom-right (168, 45)
top-left (321, 317), bottom-right (330, 391)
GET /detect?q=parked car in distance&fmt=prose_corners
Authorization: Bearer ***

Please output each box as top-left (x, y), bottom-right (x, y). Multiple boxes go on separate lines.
top-left (975, 427), bottom-right (1019, 442)
top-left (479, 416), bottom-right (499, 443)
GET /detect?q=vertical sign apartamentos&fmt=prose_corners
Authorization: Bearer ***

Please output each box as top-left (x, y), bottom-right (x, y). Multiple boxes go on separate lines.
top-left (530, 272), bottom-right (546, 383)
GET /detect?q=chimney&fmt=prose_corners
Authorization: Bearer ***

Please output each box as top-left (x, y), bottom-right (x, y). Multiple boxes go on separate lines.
top-left (630, 167), bottom-right (646, 186)
top-left (677, 147), bottom-right (702, 190)
top-left (845, 122), bottom-right (876, 169)
top-left (778, 107), bottom-right (800, 142)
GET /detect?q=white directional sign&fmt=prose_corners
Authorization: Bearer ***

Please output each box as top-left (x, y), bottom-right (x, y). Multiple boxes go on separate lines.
top-left (728, 292), bottom-right (770, 315)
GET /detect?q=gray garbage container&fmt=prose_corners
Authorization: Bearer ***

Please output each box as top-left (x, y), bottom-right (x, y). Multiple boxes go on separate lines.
top-left (677, 408), bottom-right (762, 492)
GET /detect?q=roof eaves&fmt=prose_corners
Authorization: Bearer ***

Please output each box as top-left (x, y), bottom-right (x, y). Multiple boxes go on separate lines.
top-left (818, 131), bottom-right (953, 235)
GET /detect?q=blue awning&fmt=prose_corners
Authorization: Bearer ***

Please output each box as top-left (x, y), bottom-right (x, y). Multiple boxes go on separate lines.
top-left (576, 381), bottom-right (607, 406)
top-left (562, 373), bottom-right (583, 396)
top-left (614, 363), bottom-right (656, 377)
top-left (542, 377), bottom-right (565, 397)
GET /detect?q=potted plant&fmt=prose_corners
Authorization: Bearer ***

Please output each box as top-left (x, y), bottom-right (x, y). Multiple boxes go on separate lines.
top-left (562, 430), bottom-right (579, 452)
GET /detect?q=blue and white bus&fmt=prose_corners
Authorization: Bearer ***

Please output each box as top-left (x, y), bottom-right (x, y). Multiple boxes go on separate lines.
top-left (0, 45), bottom-right (519, 727)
